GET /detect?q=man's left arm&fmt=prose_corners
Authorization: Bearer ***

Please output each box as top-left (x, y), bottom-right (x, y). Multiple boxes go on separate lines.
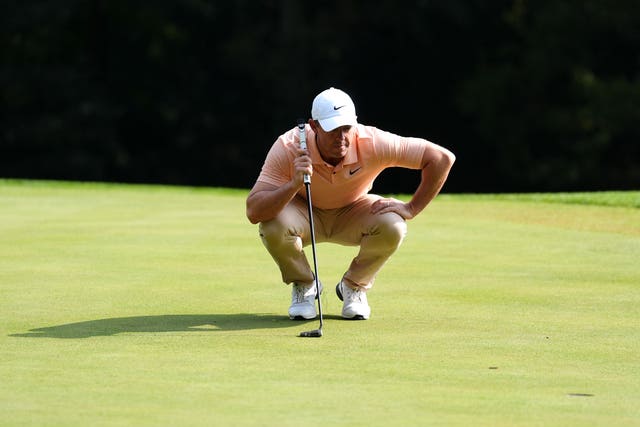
top-left (371, 141), bottom-right (455, 219)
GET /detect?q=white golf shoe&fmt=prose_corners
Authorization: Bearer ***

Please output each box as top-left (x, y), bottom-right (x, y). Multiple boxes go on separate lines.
top-left (336, 280), bottom-right (371, 320)
top-left (288, 280), bottom-right (323, 320)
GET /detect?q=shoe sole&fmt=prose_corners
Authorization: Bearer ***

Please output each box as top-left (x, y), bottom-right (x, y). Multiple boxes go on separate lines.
top-left (289, 315), bottom-right (316, 321)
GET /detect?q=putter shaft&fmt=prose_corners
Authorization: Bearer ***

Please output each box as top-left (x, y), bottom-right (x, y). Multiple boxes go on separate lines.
top-left (297, 121), bottom-right (323, 338)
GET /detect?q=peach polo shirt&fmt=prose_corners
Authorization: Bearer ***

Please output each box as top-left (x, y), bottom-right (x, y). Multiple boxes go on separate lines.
top-left (257, 124), bottom-right (428, 209)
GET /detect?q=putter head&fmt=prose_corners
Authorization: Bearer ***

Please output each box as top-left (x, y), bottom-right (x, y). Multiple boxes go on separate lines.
top-left (299, 329), bottom-right (323, 338)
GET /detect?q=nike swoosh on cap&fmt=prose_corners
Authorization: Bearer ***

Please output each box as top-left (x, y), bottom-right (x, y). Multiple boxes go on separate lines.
top-left (333, 105), bottom-right (346, 110)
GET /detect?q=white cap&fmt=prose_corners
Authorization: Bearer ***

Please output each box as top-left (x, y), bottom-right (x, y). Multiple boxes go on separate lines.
top-left (311, 87), bottom-right (358, 131)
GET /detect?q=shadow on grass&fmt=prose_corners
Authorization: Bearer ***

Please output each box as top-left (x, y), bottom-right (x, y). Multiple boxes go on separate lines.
top-left (10, 314), bottom-right (314, 339)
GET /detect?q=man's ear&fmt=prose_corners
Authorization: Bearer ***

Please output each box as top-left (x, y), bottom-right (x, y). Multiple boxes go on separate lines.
top-left (308, 119), bottom-right (319, 132)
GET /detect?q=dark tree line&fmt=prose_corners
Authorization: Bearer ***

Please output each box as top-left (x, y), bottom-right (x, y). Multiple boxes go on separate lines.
top-left (1, 0), bottom-right (638, 193)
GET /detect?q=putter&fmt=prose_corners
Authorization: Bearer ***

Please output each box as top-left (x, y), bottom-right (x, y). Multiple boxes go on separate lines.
top-left (297, 119), bottom-right (324, 338)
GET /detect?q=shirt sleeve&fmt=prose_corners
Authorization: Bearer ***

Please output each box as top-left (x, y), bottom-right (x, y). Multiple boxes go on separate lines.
top-left (369, 127), bottom-right (428, 170)
top-left (256, 133), bottom-right (295, 187)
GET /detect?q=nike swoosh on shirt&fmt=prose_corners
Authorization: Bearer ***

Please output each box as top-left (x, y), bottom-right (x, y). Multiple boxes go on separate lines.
top-left (349, 167), bottom-right (362, 175)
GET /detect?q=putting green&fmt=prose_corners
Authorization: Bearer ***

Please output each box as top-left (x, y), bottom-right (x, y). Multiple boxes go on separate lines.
top-left (1, 180), bottom-right (638, 426)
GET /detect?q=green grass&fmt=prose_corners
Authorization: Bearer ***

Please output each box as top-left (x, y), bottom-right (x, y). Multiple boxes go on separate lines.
top-left (450, 191), bottom-right (640, 208)
top-left (1, 179), bottom-right (639, 426)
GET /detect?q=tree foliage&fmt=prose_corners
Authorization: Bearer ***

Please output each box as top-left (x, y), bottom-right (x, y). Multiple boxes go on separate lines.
top-left (1, 0), bottom-right (638, 192)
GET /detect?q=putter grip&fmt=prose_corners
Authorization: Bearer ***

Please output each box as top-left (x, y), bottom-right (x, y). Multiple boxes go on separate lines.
top-left (297, 121), bottom-right (311, 184)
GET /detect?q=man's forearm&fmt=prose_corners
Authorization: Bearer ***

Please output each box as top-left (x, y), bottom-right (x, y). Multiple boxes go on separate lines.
top-left (246, 181), bottom-right (301, 224)
top-left (407, 151), bottom-right (455, 217)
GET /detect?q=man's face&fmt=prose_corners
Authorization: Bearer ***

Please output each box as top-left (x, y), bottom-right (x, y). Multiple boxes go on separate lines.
top-left (313, 122), bottom-right (354, 166)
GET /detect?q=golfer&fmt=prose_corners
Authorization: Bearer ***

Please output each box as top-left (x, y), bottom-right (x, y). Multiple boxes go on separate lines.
top-left (246, 87), bottom-right (455, 320)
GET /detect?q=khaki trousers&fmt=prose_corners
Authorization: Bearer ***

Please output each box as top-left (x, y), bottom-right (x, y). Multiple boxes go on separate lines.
top-left (258, 194), bottom-right (407, 290)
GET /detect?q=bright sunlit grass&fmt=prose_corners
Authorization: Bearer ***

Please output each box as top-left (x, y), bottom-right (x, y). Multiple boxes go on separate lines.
top-left (1, 180), bottom-right (638, 426)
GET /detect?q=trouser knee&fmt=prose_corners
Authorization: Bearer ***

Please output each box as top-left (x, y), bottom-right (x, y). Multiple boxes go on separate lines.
top-left (259, 217), bottom-right (304, 252)
top-left (259, 218), bottom-right (285, 245)
top-left (375, 214), bottom-right (407, 250)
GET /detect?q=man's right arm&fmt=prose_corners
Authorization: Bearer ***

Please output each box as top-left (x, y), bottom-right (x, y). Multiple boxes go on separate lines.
top-left (246, 146), bottom-right (312, 224)
top-left (246, 181), bottom-right (300, 224)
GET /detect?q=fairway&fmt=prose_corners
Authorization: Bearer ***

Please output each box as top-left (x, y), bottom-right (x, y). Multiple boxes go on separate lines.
top-left (1, 180), bottom-right (639, 426)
